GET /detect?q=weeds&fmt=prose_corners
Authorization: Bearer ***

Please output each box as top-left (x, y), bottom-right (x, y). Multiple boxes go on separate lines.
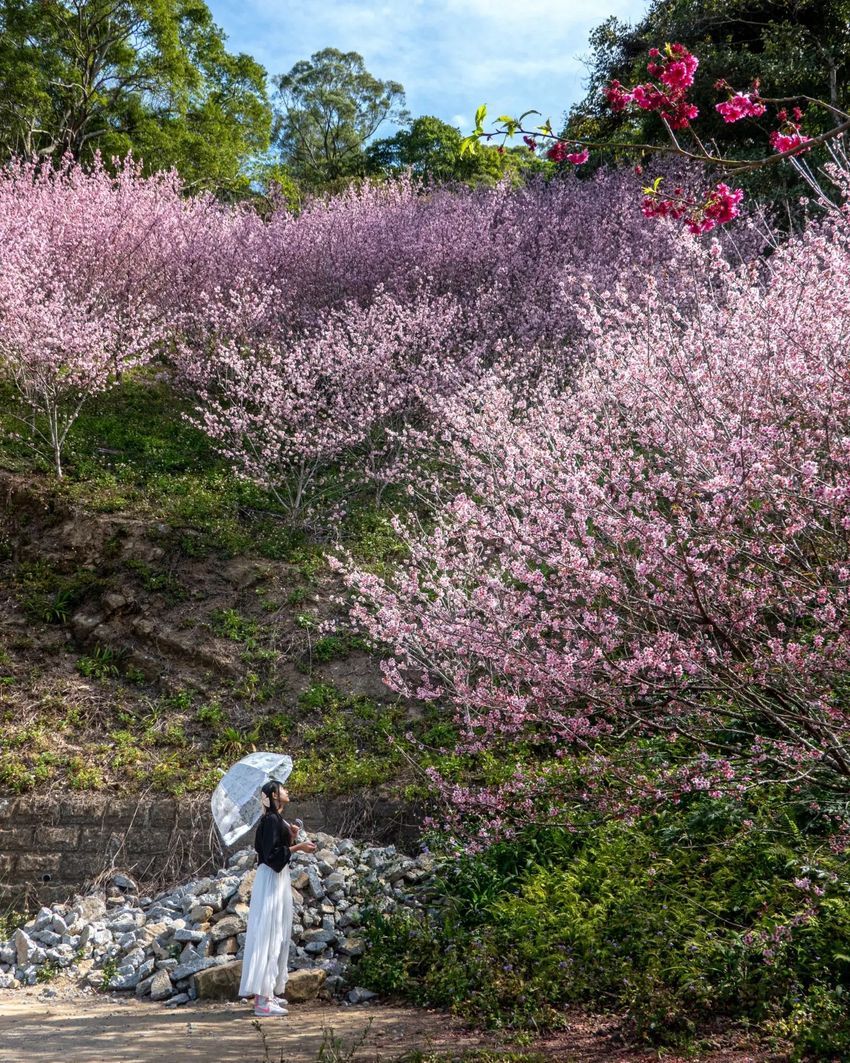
top-left (76, 646), bottom-right (125, 680)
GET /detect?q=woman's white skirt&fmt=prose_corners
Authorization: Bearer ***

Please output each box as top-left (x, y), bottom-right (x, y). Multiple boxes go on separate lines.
top-left (238, 862), bottom-right (293, 998)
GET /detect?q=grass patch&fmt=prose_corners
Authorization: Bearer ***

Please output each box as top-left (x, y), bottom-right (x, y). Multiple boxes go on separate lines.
top-left (209, 608), bottom-right (258, 643)
top-left (13, 560), bottom-right (103, 626)
top-left (288, 683), bottom-right (408, 794)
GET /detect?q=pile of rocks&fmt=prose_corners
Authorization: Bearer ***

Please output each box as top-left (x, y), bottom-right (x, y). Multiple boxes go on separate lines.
top-left (0, 832), bottom-right (435, 1006)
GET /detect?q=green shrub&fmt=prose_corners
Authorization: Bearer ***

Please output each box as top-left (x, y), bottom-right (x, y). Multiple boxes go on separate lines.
top-left (66, 756), bottom-right (104, 790)
top-left (774, 984), bottom-right (850, 1061)
top-left (196, 701), bottom-right (226, 728)
top-left (354, 793), bottom-right (850, 1052)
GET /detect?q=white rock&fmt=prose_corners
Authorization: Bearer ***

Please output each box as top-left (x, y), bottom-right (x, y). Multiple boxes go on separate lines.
top-left (347, 986), bottom-right (377, 1004)
top-left (149, 968), bottom-right (173, 1001)
top-left (174, 928), bottom-right (203, 943)
top-left (13, 930), bottom-right (36, 966)
top-left (124, 947), bottom-right (147, 968)
top-left (50, 915), bottom-right (68, 935)
top-left (108, 914), bottom-right (139, 935)
top-left (169, 955), bottom-right (229, 981)
top-left (30, 908), bottom-right (53, 932)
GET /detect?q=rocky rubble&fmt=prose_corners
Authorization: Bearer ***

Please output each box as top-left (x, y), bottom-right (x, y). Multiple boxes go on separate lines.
top-left (0, 832), bottom-right (435, 1006)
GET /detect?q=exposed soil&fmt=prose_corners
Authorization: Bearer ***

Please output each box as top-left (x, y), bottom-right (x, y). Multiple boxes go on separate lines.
top-left (0, 467), bottom-right (382, 710)
top-left (0, 986), bottom-right (785, 1063)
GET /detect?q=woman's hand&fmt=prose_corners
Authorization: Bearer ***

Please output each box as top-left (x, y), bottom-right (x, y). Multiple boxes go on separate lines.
top-left (292, 840), bottom-right (317, 854)
top-left (288, 822), bottom-right (299, 843)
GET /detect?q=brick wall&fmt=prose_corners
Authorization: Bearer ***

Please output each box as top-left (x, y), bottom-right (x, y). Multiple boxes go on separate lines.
top-left (0, 790), bottom-right (420, 907)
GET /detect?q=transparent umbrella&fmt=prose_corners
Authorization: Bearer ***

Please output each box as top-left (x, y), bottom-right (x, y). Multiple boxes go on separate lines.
top-left (211, 751), bottom-right (293, 847)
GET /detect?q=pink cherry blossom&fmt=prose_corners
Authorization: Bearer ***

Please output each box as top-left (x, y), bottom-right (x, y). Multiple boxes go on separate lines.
top-left (0, 156), bottom-right (220, 475)
top-left (716, 93), bottom-right (766, 123)
top-left (344, 198), bottom-right (850, 839)
top-left (770, 130), bottom-right (812, 154)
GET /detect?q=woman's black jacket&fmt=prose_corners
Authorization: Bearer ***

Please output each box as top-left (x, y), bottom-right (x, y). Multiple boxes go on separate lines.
top-left (254, 811), bottom-right (292, 873)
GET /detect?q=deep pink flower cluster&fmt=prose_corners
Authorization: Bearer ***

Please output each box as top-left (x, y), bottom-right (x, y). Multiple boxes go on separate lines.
top-left (605, 43), bottom-right (700, 130)
top-left (600, 44), bottom-right (822, 234)
top-left (686, 182), bottom-right (745, 233)
top-left (716, 93), bottom-right (766, 123)
top-left (650, 44), bottom-right (699, 91)
top-left (641, 193), bottom-right (689, 221)
top-left (641, 181), bottom-right (744, 234)
top-left (546, 142), bottom-right (589, 165)
top-left (769, 107), bottom-right (810, 155)
top-left (769, 111), bottom-right (812, 156)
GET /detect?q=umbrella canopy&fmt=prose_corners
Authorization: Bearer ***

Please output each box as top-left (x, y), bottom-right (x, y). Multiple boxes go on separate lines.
top-left (211, 751), bottom-right (293, 847)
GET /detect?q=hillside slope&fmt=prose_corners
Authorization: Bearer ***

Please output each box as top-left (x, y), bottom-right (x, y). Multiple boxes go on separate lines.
top-left (0, 453), bottom-right (427, 802)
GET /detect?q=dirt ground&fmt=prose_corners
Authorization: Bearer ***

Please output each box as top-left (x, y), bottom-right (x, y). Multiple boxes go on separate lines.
top-left (0, 986), bottom-right (786, 1063)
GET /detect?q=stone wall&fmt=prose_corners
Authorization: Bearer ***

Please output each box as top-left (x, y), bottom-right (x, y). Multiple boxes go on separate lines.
top-left (0, 789), bottom-right (421, 908)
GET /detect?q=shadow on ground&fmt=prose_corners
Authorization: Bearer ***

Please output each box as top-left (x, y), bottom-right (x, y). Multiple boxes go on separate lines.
top-left (0, 992), bottom-right (785, 1062)
top-left (0, 997), bottom-right (505, 1063)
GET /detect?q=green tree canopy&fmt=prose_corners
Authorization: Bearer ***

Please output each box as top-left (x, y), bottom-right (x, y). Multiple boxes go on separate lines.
top-left (0, 0), bottom-right (272, 194)
top-left (273, 47), bottom-right (409, 190)
top-left (366, 114), bottom-right (553, 186)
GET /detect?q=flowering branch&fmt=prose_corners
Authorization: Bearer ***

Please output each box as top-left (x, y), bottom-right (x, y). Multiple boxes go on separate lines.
top-left (463, 42), bottom-right (850, 234)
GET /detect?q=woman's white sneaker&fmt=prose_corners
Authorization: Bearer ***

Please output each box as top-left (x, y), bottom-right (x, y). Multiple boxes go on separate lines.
top-left (254, 998), bottom-right (288, 1016)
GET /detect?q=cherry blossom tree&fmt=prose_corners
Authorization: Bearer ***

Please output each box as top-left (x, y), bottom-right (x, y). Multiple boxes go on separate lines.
top-left (0, 156), bottom-right (222, 476)
top-left (176, 166), bottom-right (742, 516)
top-left (179, 285), bottom-right (483, 517)
top-left (343, 198), bottom-right (850, 840)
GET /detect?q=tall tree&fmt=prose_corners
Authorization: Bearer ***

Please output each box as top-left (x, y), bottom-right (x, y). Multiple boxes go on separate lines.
top-left (273, 48), bottom-right (408, 190)
top-left (0, 0), bottom-right (272, 194)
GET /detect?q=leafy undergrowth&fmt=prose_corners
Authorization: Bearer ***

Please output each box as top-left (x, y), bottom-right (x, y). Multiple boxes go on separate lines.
top-left (354, 790), bottom-right (850, 1058)
top-left (1, 364), bottom-right (838, 1061)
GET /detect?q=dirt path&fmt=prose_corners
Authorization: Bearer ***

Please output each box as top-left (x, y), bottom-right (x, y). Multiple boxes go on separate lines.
top-left (0, 988), bottom-right (784, 1062)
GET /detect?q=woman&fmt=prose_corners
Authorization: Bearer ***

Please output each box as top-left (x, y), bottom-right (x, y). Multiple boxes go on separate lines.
top-left (238, 780), bottom-right (316, 1016)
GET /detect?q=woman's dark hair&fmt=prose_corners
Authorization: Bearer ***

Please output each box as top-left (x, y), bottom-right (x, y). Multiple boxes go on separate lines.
top-left (261, 780), bottom-right (281, 815)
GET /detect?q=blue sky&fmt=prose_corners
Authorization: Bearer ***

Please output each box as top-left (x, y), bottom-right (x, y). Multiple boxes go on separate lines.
top-left (206, 0), bottom-right (649, 136)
